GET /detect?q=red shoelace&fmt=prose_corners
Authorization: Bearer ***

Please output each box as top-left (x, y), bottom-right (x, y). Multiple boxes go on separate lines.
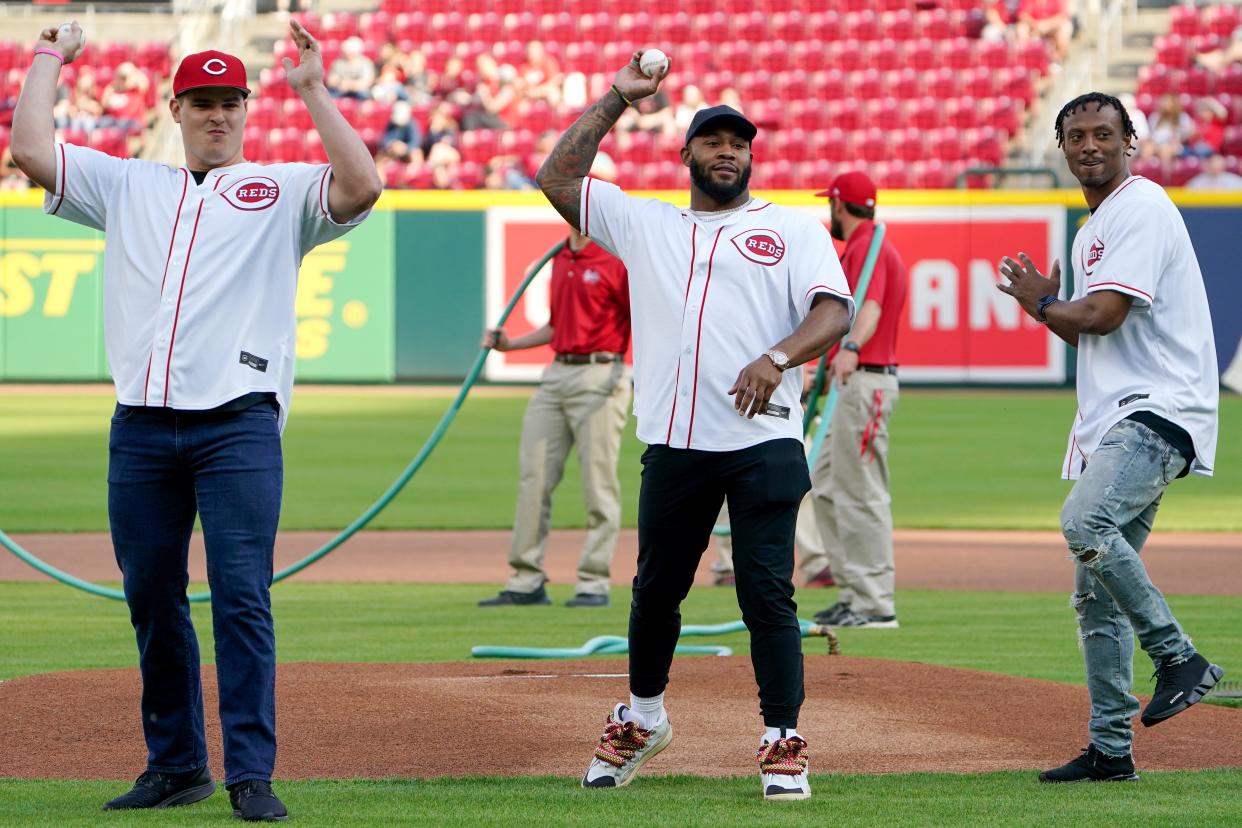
top-left (756, 736), bottom-right (809, 775)
top-left (593, 716), bottom-right (651, 768)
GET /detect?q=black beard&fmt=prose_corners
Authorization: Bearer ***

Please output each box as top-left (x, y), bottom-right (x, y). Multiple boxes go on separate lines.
top-left (689, 157), bottom-right (751, 204)
top-left (830, 214), bottom-right (844, 241)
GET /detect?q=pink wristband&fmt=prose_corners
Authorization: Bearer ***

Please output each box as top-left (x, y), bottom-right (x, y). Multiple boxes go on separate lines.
top-left (34, 47), bottom-right (65, 64)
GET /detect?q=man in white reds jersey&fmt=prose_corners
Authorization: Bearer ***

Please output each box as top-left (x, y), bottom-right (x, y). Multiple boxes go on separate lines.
top-left (537, 52), bottom-right (853, 801)
top-left (11, 20), bottom-right (381, 821)
top-left (998, 92), bottom-right (1223, 785)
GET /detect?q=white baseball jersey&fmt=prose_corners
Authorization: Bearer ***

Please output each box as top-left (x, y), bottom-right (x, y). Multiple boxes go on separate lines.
top-left (1064, 175), bottom-right (1218, 479)
top-left (581, 177), bottom-right (853, 451)
top-left (44, 143), bottom-right (369, 431)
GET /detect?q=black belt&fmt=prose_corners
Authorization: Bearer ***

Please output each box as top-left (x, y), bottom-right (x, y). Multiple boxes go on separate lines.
top-left (857, 364), bottom-right (898, 375)
top-left (555, 352), bottom-right (623, 364)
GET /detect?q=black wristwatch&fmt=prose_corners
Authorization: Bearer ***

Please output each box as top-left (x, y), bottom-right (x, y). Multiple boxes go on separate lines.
top-left (842, 341), bottom-right (861, 354)
top-left (1036, 294), bottom-right (1060, 324)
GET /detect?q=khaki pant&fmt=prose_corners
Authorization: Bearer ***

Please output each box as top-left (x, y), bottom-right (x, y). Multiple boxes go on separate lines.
top-left (506, 359), bottom-right (632, 596)
top-left (711, 444), bottom-right (828, 582)
top-left (809, 370), bottom-right (899, 617)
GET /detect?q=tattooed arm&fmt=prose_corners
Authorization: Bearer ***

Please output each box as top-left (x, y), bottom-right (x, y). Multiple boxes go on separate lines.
top-left (536, 51), bottom-right (668, 231)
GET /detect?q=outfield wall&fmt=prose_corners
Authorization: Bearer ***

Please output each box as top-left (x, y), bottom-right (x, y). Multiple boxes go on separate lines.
top-left (2, 188), bottom-right (1239, 384)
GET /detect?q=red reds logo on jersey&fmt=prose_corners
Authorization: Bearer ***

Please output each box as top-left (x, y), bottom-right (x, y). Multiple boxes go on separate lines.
top-left (1084, 236), bottom-right (1104, 274)
top-left (221, 176), bottom-right (281, 211)
top-left (731, 228), bottom-right (786, 266)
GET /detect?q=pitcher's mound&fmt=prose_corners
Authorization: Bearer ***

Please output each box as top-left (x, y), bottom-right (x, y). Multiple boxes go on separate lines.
top-left (2, 658), bottom-right (1238, 780)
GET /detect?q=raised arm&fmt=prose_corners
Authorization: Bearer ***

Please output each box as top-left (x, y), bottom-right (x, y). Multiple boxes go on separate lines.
top-left (283, 21), bottom-right (382, 223)
top-left (12, 22), bottom-right (86, 192)
top-left (998, 253), bottom-right (1133, 348)
top-left (536, 51), bottom-right (667, 230)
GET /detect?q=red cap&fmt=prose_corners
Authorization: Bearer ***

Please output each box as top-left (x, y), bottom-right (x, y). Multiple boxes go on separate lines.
top-left (173, 50), bottom-right (250, 97)
top-left (815, 171), bottom-right (877, 208)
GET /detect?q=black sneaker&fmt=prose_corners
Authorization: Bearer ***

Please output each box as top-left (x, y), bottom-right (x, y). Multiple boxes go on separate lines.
top-left (102, 766), bottom-right (215, 810)
top-left (478, 586), bottom-right (551, 606)
top-left (565, 593), bottom-right (609, 607)
top-left (1039, 745), bottom-right (1139, 783)
top-left (813, 601), bottom-right (851, 625)
top-left (228, 779), bottom-right (288, 822)
top-left (1141, 653), bottom-right (1224, 727)
top-left (832, 608), bottom-right (900, 629)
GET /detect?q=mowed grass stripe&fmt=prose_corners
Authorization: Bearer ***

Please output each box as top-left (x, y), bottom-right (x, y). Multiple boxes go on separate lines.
top-left (1, 390), bottom-right (1240, 532)
top-left (2, 584), bottom-right (1238, 689)
top-left (1, 772), bottom-right (1240, 827)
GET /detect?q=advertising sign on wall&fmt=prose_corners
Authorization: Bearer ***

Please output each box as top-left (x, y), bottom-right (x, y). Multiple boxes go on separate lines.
top-left (484, 204), bottom-right (1066, 383)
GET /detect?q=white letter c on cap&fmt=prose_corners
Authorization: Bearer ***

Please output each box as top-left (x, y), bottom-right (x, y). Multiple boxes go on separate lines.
top-left (203, 58), bottom-right (228, 75)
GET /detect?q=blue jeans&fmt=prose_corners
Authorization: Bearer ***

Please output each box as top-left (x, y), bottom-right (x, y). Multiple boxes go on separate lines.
top-left (108, 402), bottom-right (283, 786)
top-left (1060, 418), bottom-right (1195, 757)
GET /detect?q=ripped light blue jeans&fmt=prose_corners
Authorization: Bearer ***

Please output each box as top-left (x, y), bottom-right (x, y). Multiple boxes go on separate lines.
top-left (1060, 418), bottom-right (1195, 758)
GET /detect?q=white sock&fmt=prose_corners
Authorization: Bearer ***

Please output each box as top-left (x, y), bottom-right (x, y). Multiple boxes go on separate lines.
top-left (628, 693), bottom-right (666, 728)
top-left (763, 726), bottom-right (802, 744)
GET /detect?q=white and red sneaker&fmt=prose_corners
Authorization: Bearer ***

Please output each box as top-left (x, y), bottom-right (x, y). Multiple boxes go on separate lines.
top-left (757, 731), bottom-right (811, 801)
top-left (581, 704), bottom-right (673, 789)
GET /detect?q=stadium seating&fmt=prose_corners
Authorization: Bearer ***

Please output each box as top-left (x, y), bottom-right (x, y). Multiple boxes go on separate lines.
top-left (0, 39), bottom-right (170, 167)
top-left (246, 2), bottom-right (1056, 189)
top-left (1135, 3), bottom-right (1242, 185)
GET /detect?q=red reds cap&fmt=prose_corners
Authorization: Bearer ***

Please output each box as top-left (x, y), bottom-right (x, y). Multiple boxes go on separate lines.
top-left (173, 50), bottom-right (251, 97)
top-left (816, 171), bottom-right (877, 208)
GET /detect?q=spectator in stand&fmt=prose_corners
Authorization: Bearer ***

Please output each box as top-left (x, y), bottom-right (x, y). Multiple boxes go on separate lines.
top-left (370, 58), bottom-right (408, 104)
top-left (982, 0), bottom-right (1022, 42)
top-left (525, 128), bottom-right (558, 182)
top-left (519, 41), bottom-right (562, 106)
top-left (1118, 93), bottom-right (1151, 145)
top-left (403, 49), bottom-right (434, 106)
top-left (674, 84), bottom-right (708, 134)
top-left (1197, 26), bottom-right (1242, 74)
top-left (54, 68), bottom-right (104, 134)
top-left (1187, 154), bottom-right (1242, 189)
top-left (483, 154), bottom-right (534, 189)
top-left (434, 55), bottom-right (472, 106)
top-left (1188, 96), bottom-right (1227, 158)
top-left (719, 86), bottom-right (744, 113)
top-left (380, 100), bottom-right (421, 162)
top-left (1018, 0), bottom-right (1073, 61)
top-left (464, 54), bottom-right (522, 130)
top-left (1143, 94), bottom-right (1194, 178)
top-left (327, 36), bottom-right (375, 100)
top-left (1, 146), bottom-right (30, 189)
top-left (422, 101), bottom-right (460, 156)
top-left (617, 87), bottom-right (675, 135)
top-left (100, 62), bottom-right (150, 134)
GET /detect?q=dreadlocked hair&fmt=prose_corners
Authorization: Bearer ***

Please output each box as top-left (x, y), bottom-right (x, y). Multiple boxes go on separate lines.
top-left (1055, 92), bottom-right (1138, 155)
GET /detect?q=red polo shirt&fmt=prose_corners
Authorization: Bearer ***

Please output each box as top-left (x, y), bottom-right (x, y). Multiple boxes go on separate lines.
top-left (837, 220), bottom-right (907, 366)
top-left (549, 239), bottom-right (631, 355)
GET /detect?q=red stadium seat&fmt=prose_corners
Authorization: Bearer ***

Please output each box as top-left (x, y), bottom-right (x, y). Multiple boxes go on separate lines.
top-left (1169, 4), bottom-right (1201, 39)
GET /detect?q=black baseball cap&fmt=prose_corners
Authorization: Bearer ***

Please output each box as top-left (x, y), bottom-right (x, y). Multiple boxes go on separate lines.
top-left (684, 105), bottom-right (758, 145)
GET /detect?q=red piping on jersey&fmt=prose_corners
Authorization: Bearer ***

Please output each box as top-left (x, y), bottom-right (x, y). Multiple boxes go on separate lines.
top-left (685, 227), bottom-right (724, 447)
top-left (143, 169), bottom-right (190, 405)
top-left (1087, 281), bottom-right (1153, 302)
top-left (50, 144), bottom-right (67, 215)
top-left (746, 201), bottom-right (771, 213)
top-left (665, 223), bottom-right (696, 444)
top-left (583, 176), bottom-right (593, 237)
top-left (1064, 409), bottom-right (1084, 477)
top-left (162, 200), bottom-right (206, 407)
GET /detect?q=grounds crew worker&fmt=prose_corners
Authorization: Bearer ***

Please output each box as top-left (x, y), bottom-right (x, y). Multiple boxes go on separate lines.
top-left (479, 225), bottom-right (632, 608)
top-left (809, 171), bottom-right (908, 630)
top-left (12, 21), bottom-right (380, 821)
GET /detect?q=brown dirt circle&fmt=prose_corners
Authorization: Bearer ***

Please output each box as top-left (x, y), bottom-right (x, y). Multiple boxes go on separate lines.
top-left (2, 657), bottom-right (1239, 780)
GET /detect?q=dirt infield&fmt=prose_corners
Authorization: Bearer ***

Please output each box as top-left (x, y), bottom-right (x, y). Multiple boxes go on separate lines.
top-left (4, 529), bottom-right (1240, 594)
top-left (2, 657), bottom-right (1239, 780)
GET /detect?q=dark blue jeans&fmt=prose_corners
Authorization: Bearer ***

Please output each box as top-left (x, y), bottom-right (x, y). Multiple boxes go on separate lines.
top-left (108, 401), bottom-right (282, 786)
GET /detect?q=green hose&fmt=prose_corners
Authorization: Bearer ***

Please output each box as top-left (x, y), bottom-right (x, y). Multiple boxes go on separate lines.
top-left (805, 222), bottom-right (887, 470)
top-left (471, 619), bottom-right (827, 659)
top-left (0, 240), bottom-right (568, 603)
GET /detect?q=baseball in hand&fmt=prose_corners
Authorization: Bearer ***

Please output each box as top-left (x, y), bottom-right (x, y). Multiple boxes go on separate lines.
top-left (639, 49), bottom-right (669, 78)
top-left (59, 23), bottom-right (73, 36)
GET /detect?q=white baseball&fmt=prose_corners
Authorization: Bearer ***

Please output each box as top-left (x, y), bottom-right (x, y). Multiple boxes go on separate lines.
top-left (639, 49), bottom-right (669, 79)
top-left (58, 23), bottom-right (73, 37)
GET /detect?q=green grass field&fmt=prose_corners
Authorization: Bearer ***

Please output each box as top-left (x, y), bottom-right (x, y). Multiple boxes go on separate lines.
top-left (2, 389), bottom-right (1238, 824)
top-left (0, 583), bottom-right (1239, 825)
top-left (1, 389), bottom-right (1240, 532)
